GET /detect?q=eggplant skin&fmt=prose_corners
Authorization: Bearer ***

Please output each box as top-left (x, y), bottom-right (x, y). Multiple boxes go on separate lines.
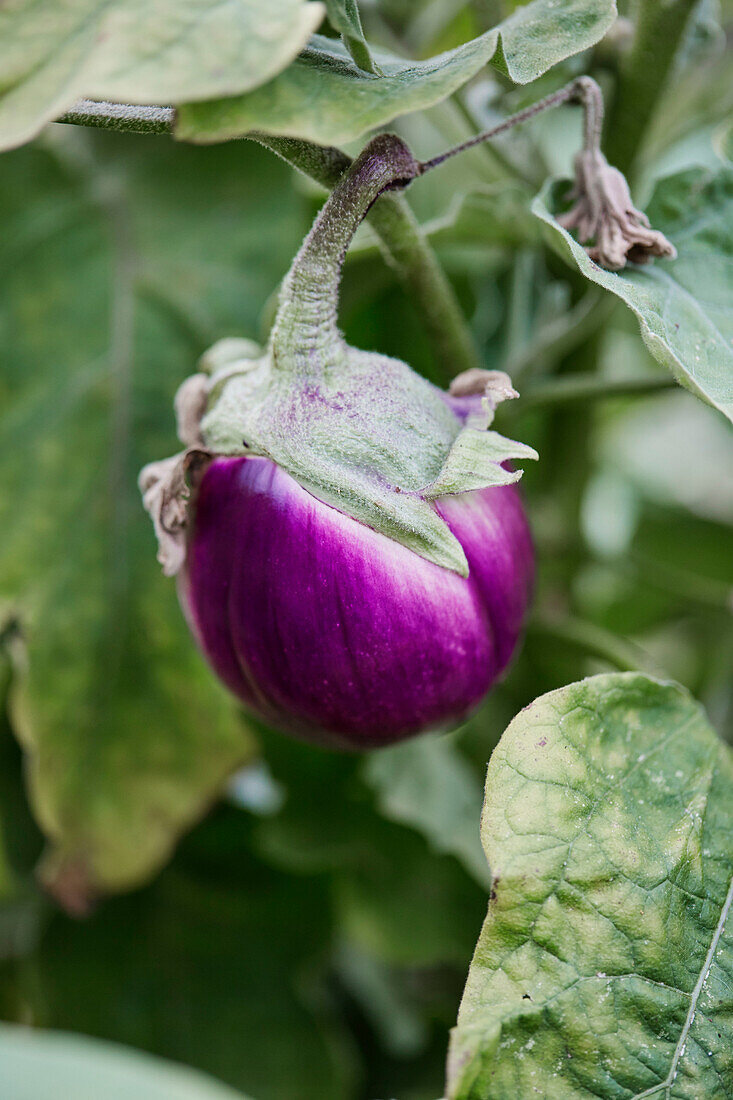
top-left (179, 455), bottom-right (534, 750)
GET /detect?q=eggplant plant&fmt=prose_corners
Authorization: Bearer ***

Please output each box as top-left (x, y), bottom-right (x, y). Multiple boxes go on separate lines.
top-left (0, 1), bottom-right (732, 1099)
top-left (141, 127), bottom-right (542, 748)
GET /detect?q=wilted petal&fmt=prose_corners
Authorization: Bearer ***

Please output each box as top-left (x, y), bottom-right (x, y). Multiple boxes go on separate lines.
top-left (447, 369), bottom-right (519, 429)
top-left (558, 150), bottom-right (677, 271)
top-left (139, 449), bottom-right (211, 577)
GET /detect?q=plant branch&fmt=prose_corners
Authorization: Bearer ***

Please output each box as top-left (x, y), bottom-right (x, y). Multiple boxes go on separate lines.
top-left (604, 0), bottom-right (699, 175)
top-left (514, 371), bottom-right (676, 410)
top-left (271, 134), bottom-right (422, 368)
top-left (420, 77), bottom-right (603, 172)
top-left (451, 93), bottom-right (540, 189)
top-left (421, 76), bottom-right (676, 272)
top-left (257, 77), bottom-right (609, 380)
top-left (57, 102), bottom-right (481, 381)
top-left (57, 77), bottom-right (669, 380)
top-left (252, 135), bottom-right (480, 382)
top-left (59, 98), bottom-right (174, 134)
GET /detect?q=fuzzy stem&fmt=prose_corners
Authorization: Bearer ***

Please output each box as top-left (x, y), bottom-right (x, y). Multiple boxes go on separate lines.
top-left (270, 134), bottom-right (421, 373)
top-left (58, 81), bottom-right (608, 384)
top-left (269, 78), bottom-right (606, 375)
top-left (59, 99), bottom-right (174, 134)
top-left (420, 76), bottom-right (603, 172)
top-left (252, 135), bottom-right (480, 382)
top-left (604, 0), bottom-right (698, 175)
top-left (249, 133), bottom-right (351, 188)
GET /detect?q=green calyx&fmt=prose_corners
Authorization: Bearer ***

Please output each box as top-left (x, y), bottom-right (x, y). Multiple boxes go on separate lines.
top-left (199, 133), bottom-right (537, 576)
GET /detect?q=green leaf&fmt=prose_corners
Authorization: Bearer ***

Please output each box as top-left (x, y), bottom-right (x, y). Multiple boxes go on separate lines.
top-left (447, 672), bottom-right (733, 1100)
top-left (363, 734), bottom-right (490, 887)
top-left (0, 1024), bottom-right (250, 1100)
top-left (0, 0), bottom-right (325, 152)
top-left (423, 428), bottom-right (538, 499)
top-left (0, 134), bottom-right (310, 896)
top-left (488, 0), bottom-right (617, 85)
top-left (533, 166), bottom-right (733, 423)
top-left (324, 0), bottom-right (380, 75)
top-left (176, 0), bottom-right (616, 146)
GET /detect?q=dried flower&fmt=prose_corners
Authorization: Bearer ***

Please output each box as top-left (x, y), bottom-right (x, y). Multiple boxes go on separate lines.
top-left (559, 149), bottom-right (677, 270)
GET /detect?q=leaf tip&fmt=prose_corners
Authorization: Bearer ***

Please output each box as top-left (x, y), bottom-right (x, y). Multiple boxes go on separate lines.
top-left (39, 853), bottom-right (97, 918)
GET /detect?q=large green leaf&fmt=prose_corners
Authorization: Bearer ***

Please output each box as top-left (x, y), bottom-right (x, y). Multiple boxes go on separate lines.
top-left (487, 0), bottom-right (616, 85)
top-left (533, 166), bottom-right (733, 422)
top-left (0, 133), bottom-right (310, 897)
top-left (447, 673), bottom-right (733, 1100)
top-left (0, 1024), bottom-right (250, 1100)
top-left (0, 0), bottom-right (324, 151)
top-left (176, 0), bottom-right (616, 146)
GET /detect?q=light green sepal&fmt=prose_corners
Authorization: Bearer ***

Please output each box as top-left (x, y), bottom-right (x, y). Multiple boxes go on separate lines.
top-left (200, 344), bottom-right (472, 574)
top-left (423, 428), bottom-right (539, 500)
top-left (298, 470), bottom-right (470, 576)
top-left (199, 343), bottom-right (537, 576)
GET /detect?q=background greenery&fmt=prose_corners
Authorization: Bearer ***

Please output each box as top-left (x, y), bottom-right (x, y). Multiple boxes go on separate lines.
top-left (1, 1), bottom-right (732, 1098)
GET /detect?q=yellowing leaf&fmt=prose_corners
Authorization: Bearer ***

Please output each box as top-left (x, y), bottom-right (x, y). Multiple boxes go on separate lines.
top-left (448, 673), bottom-right (733, 1099)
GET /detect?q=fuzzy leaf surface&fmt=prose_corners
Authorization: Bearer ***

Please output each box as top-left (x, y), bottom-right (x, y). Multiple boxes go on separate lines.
top-left (424, 429), bottom-right (538, 499)
top-left (176, 0), bottom-right (616, 146)
top-left (0, 0), bottom-right (324, 151)
top-left (0, 135), bottom-right (310, 896)
top-left (533, 166), bottom-right (733, 422)
top-left (447, 672), bottom-right (733, 1099)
